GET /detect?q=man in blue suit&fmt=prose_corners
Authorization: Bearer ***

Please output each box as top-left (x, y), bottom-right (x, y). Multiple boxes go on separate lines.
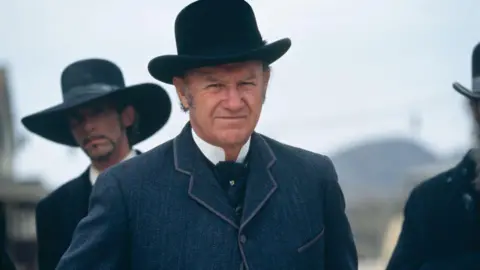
top-left (56, 0), bottom-right (358, 269)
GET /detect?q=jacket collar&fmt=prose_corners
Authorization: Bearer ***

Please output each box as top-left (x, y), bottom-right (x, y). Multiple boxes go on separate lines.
top-left (173, 123), bottom-right (278, 230)
top-left (453, 150), bottom-right (477, 182)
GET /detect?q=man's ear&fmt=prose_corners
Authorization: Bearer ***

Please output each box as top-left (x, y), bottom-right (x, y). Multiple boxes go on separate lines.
top-left (263, 69), bottom-right (271, 90)
top-left (173, 76), bottom-right (190, 111)
top-left (121, 105), bottom-right (136, 127)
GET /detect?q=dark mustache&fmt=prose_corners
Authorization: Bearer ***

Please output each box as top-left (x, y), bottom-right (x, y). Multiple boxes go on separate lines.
top-left (83, 135), bottom-right (107, 146)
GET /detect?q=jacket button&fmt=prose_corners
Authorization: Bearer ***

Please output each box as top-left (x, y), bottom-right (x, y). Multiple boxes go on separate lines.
top-left (240, 234), bottom-right (247, 244)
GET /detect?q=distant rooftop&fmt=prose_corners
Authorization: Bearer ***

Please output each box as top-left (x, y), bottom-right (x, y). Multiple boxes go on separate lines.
top-left (0, 175), bottom-right (48, 203)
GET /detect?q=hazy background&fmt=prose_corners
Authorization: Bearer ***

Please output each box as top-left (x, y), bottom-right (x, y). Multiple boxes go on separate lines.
top-left (1, 0), bottom-right (479, 268)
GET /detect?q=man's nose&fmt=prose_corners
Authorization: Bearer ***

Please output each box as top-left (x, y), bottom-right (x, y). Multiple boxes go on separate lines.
top-left (224, 87), bottom-right (244, 110)
top-left (80, 116), bottom-right (96, 131)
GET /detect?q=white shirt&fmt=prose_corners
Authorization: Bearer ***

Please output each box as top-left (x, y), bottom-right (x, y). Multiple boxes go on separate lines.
top-left (89, 150), bottom-right (137, 185)
top-left (191, 128), bottom-right (250, 165)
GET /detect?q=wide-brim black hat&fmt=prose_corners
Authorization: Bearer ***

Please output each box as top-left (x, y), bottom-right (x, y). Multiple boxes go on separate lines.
top-left (148, 0), bottom-right (291, 84)
top-left (22, 59), bottom-right (172, 146)
top-left (453, 42), bottom-right (480, 99)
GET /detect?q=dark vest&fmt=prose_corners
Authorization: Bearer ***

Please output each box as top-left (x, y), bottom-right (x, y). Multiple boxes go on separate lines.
top-left (201, 152), bottom-right (250, 224)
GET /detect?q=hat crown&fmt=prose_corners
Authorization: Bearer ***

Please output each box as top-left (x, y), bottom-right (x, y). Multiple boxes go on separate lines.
top-left (174, 0), bottom-right (264, 56)
top-left (60, 59), bottom-right (126, 100)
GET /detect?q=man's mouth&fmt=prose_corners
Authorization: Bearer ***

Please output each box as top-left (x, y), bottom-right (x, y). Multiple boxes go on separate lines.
top-left (84, 136), bottom-right (106, 147)
top-left (217, 116), bottom-right (247, 120)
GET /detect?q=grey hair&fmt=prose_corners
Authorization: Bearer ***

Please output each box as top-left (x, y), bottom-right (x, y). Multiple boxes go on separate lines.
top-left (114, 102), bottom-right (140, 147)
top-left (126, 114), bottom-right (140, 147)
top-left (179, 86), bottom-right (194, 112)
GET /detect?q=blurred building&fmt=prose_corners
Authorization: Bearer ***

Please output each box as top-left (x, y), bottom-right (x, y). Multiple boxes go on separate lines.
top-left (0, 67), bottom-right (48, 270)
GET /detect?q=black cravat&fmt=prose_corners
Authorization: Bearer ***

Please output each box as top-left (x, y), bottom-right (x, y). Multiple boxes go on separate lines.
top-left (214, 161), bottom-right (246, 189)
top-left (214, 161), bottom-right (248, 208)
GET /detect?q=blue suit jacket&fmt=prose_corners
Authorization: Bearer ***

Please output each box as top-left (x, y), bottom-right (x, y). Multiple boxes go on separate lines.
top-left (56, 124), bottom-right (357, 270)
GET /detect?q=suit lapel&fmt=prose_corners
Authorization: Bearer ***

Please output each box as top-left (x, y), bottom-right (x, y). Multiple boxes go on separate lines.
top-left (240, 133), bottom-right (277, 230)
top-left (174, 124), bottom-right (238, 228)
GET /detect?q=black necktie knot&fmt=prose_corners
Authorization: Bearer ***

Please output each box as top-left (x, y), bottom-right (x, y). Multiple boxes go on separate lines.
top-left (215, 161), bottom-right (246, 181)
top-left (214, 161), bottom-right (246, 190)
top-left (213, 161), bottom-right (249, 210)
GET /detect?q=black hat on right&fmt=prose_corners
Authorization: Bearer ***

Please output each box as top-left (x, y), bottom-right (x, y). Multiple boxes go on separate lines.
top-left (148, 0), bottom-right (291, 84)
top-left (453, 42), bottom-right (480, 99)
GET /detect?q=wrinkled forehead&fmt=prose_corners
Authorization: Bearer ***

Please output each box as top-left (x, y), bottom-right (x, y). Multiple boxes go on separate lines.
top-left (186, 61), bottom-right (264, 81)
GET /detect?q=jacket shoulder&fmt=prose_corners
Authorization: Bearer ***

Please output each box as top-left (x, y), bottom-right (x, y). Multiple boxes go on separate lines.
top-left (105, 139), bottom-right (174, 180)
top-left (260, 134), bottom-right (334, 176)
top-left (261, 135), bottom-right (332, 164)
top-left (410, 167), bottom-right (455, 198)
top-left (404, 167), bottom-right (459, 215)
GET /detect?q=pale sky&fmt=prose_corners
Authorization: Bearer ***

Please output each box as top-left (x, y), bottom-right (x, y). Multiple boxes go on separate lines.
top-left (1, 0), bottom-right (479, 189)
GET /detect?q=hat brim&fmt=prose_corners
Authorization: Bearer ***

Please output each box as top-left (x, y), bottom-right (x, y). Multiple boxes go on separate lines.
top-left (148, 38), bottom-right (291, 84)
top-left (21, 83), bottom-right (172, 146)
top-left (453, 82), bottom-right (480, 99)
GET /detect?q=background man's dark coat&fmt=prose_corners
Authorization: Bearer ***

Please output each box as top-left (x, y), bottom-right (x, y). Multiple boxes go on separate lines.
top-left (35, 151), bottom-right (141, 270)
top-left (35, 170), bottom-right (91, 270)
top-left (56, 124), bottom-right (357, 270)
top-left (387, 152), bottom-right (480, 270)
top-left (1, 248), bottom-right (16, 270)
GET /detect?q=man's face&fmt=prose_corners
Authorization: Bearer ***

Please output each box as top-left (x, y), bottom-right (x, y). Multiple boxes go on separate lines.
top-left (173, 61), bottom-right (269, 148)
top-left (68, 100), bottom-right (134, 161)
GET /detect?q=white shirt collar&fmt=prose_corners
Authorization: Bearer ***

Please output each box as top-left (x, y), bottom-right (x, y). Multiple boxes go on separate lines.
top-left (191, 128), bottom-right (250, 165)
top-left (89, 150), bottom-right (137, 185)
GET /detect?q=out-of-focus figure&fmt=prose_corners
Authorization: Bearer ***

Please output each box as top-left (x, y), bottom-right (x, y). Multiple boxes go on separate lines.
top-left (21, 59), bottom-right (171, 270)
top-left (386, 43), bottom-right (480, 270)
top-left (1, 247), bottom-right (16, 270)
top-left (1, 67), bottom-right (48, 270)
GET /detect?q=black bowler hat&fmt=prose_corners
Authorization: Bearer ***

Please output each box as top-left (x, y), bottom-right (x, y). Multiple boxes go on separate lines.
top-left (21, 58), bottom-right (172, 146)
top-left (148, 0), bottom-right (291, 84)
top-left (453, 42), bottom-right (480, 99)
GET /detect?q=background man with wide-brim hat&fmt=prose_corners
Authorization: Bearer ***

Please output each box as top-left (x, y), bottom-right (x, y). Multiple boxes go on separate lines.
top-left (21, 58), bottom-right (171, 270)
top-left (56, 1), bottom-right (357, 269)
top-left (387, 43), bottom-right (480, 270)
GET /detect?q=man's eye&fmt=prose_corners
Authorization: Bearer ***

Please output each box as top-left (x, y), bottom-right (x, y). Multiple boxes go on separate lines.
top-left (240, 82), bottom-right (255, 86)
top-left (207, 83), bottom-right (222, 88)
